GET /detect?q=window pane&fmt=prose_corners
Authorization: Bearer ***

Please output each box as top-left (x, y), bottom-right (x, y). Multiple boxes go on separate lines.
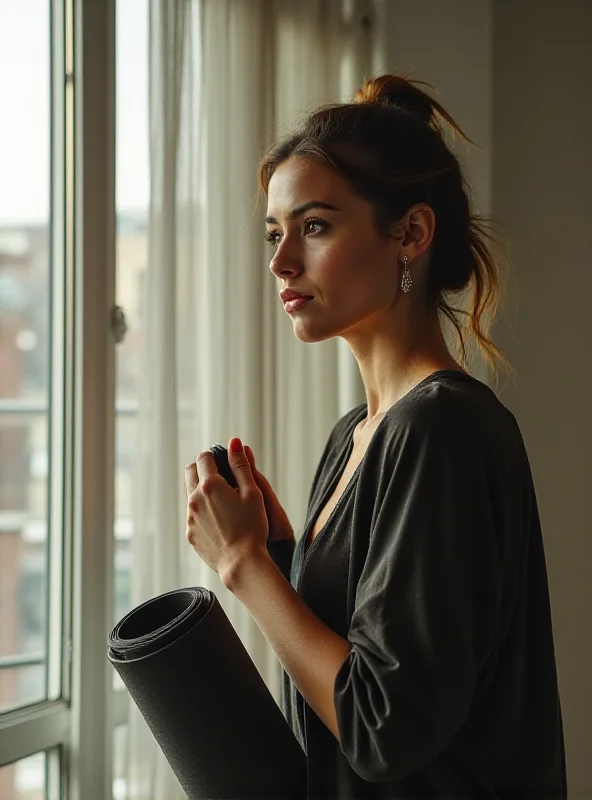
top-left (112, 724), bottom-right (129, 800)
top-left (113, 0), bottom-right (149, 659)
top-left (0, 414), bottom-right (50, 713)
top-left (0, 751), bottom-right (46, 800)
top-left (0, 4), bottom-right (51, 400)
top-left (0, 3), bottom-right (52, 715)
top-left (0, 666), bottom-right (44, 714)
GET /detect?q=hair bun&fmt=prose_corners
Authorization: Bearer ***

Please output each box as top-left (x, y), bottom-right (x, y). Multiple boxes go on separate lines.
top-left (353, 74), bottom-right (435, 125)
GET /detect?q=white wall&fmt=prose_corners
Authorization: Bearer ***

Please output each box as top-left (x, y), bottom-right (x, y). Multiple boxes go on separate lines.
top-left (379, 0), bottom-right (493, 381)
top-left (493, 2), bottom-right (592, 796)
top-left (379, 0), bottom-right (493, 213)
top-left (382, 0), bottom-right (591, 795)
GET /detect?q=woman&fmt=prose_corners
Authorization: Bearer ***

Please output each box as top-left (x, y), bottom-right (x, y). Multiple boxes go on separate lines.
top-left (185, 75), bottom-right (567, 798)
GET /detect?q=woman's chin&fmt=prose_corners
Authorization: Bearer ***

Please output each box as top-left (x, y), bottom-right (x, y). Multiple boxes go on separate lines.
top-left (291, 320), bottom-right (336, 344)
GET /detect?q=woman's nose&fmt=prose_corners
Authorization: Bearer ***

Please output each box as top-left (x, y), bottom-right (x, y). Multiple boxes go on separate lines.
top-left (268, 242), bottom-right (304, 279)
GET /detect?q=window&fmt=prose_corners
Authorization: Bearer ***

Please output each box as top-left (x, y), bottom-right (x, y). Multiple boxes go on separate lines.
top-left (0, 749), bottom-right (60, 800)
top-left (0, 1), bottom-right (118, 796)
top-left (0, 0), bottom-right (53, 720)
top-left (113, 0), bottom-right (149, 641)
top-left (111, 25), bottom-right (149, 795)
top-left (112, 724), bottom-right (129, 800)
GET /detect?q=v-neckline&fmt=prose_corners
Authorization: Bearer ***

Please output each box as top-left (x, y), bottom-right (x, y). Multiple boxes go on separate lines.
top-left (299, 369), bottom-right (473, 566)
top-left (301, 405), bottom-right (386, 562)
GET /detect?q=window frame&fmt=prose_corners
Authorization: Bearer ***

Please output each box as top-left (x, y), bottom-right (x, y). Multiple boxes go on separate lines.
top-left (0, 1), bottom-right (122, 797)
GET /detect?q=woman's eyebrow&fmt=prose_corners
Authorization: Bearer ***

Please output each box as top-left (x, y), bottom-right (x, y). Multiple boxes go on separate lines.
top-left (265, 201), bottom-right (339, 225)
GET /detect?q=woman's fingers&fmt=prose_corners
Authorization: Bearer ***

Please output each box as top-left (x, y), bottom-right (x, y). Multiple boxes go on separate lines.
top-left (242, 448), bottom-right (293, 542)
top-left (245, 447), bottom-right (268, 487)
top-left (245, 445), bottom-right (256, 468)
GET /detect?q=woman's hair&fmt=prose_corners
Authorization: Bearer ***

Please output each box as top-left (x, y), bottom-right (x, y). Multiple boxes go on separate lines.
top-left (258, 74), bottom-right (511, 379)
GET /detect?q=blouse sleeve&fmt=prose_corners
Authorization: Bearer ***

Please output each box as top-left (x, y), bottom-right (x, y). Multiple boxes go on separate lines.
top-left (333, 407), bottom-right (504, 783)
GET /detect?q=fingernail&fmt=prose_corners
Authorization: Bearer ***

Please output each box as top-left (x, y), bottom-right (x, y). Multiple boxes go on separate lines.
top-left (229, 437), bottom-right (243, 453)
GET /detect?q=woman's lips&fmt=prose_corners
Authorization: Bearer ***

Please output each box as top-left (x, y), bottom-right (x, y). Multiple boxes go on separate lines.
top-left (283, 297), bottom-right (313, 313)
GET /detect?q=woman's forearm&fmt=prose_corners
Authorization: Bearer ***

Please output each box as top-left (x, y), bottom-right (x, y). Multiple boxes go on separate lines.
top-left (222, 548), bottom-right (351, 741)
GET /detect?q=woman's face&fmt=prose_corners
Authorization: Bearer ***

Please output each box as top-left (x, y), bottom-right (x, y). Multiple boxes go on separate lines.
top-left (266, 155), bottom-right (402, 343)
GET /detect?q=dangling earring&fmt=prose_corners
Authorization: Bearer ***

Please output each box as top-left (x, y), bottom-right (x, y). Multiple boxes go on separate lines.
top-left (401, 254), bottom-right (412, 293)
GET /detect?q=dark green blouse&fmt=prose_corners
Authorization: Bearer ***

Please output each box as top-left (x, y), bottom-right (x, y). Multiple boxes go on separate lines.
top-left (269, 370), bottom-right (566, 799)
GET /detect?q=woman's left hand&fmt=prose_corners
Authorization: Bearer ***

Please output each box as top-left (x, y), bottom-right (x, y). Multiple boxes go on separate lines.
top-left (184, 438), bottom-right (269, 584)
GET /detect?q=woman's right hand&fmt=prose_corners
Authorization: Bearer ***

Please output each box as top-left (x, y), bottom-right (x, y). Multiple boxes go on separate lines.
top-left (244, 446), bottom-right (295, 543)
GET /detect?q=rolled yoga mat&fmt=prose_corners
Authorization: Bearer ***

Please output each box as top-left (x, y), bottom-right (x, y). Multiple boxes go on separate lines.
top-left (108, 586), bottom-right (307, 799)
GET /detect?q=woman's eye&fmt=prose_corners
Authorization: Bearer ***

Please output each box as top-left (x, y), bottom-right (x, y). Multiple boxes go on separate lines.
top-left (264, 231), bottom-right (282, 248)
top-left (303, 218), bottom-right (327, 235)
top-left (264, 218), bottom-right (328, 249)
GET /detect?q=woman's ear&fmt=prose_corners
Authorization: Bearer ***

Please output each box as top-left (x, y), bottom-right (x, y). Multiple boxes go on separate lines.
top-left (387, 215), bottom-right (405, 243)
top-left (399, 205), bottom-right (435, 258)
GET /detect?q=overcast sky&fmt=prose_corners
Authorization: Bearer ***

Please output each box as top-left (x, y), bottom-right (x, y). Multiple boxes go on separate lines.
top-left (0, 0), bottom-right (149, 226)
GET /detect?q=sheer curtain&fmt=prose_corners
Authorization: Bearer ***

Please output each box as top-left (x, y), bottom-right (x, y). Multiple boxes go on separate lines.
top-left (126, 1), bottom-right (375, 796)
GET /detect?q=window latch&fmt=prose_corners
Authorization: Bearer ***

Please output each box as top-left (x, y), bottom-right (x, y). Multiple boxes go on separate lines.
top-left (110, 305), bottom-right (128, 343)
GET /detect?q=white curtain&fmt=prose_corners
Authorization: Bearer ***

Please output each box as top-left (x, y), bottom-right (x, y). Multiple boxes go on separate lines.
top-left (126, 1), bottom-right (376, 796)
